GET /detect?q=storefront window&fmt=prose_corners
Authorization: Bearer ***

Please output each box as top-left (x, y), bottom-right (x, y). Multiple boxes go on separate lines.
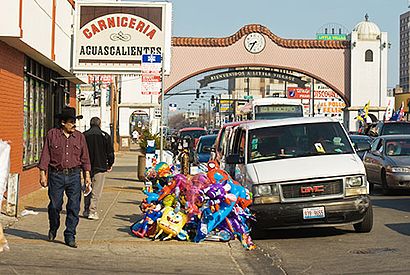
top-left (23, 57), bottom-right (70, 168)
top-left (23, 58), bottom-right (48, 168)
top-left (23, 76), bottom-right (47, 167)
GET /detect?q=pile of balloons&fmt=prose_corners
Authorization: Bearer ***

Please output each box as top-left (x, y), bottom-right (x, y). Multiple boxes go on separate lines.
top-left (131, 161), bottom-right (256, 250)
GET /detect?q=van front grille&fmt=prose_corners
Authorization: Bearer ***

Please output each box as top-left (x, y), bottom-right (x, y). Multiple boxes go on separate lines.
top-left (281, 179), bottom-right (343, 199)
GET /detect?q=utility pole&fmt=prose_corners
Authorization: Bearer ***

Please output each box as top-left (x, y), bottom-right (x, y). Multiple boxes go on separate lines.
top-left (100, 77), bottom-right (107, 132)
top-left (111, 75), bottom-right (119, 151)
top-left (159, 60), bottom-right (165, 161)
top-left (310, 78), bottom-right (315, 117)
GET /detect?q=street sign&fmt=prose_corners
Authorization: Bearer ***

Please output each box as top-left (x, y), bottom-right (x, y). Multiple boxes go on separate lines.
top-left (316, 34), bottom-right (347, 41)
top-left (154, 108), bottom-right (162, 118)
top-left (141, 54), bottom-right (162, 95)
top-left (244, 95), bottom-right (253, 100)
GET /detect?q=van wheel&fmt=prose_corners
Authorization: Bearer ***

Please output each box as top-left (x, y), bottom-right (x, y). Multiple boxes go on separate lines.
top-left (381, 169), bottom-right (391, 195)
top-left (353, 202), bottom-right (373, 233)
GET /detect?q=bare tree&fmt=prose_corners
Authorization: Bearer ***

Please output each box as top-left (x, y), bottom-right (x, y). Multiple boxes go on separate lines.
top-left (168, 113), bottom-right (190, 130)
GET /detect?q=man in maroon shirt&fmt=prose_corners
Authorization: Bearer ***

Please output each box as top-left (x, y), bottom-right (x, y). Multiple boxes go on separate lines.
top-left (38, 107), bottom-right (91, 248)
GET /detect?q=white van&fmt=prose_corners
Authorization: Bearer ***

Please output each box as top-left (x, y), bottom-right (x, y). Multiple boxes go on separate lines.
top-left (222, 117), bottom-right (372, 233)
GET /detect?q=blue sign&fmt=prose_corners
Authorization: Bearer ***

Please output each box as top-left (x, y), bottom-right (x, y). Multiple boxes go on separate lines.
top-left (142, 54), bottom-right (161, 63)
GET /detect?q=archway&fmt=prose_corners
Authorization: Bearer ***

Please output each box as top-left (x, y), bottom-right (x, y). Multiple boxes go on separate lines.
top-left (129, 110), bottom-right (149, 136)
top-left (165, 65), bottom-right (348, 123)
top-left (165, 24), bottom-right (350, 106)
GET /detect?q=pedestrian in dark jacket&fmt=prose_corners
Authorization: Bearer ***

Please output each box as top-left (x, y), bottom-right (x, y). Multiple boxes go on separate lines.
top-left (38, 107), bottom-right (91, 248)
top-left (83, 117), bottom-right (115, 220)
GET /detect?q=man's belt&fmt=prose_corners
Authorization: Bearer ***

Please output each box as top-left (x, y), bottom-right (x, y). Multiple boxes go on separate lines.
top-left (49, 167), bottom-right (80, 175)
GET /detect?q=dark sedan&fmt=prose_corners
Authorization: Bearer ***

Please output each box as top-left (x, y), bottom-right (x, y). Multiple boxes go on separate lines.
top-left (350, 134), bottom-right (372, 160)
top-left (363, 135), bottom-right (410, 193)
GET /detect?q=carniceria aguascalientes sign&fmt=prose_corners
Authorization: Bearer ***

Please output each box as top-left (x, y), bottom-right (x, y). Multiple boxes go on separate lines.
top-left (73, 2), bottom-right (172, 74)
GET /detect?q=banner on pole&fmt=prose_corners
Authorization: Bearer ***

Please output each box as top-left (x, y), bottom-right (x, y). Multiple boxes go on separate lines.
top-left (141, 54), bottom-right (162, 95)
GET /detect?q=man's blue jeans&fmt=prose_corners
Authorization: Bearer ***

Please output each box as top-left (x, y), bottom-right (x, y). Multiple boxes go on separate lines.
top-left (48, 170), bottom-right (81, 242)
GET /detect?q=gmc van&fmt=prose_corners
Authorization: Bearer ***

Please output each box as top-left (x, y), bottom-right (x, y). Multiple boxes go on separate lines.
top-left (222, 117), bottom-right (373, 233)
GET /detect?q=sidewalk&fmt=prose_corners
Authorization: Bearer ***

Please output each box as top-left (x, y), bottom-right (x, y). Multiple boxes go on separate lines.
top-left (0, 151), bottom-right (279, 275)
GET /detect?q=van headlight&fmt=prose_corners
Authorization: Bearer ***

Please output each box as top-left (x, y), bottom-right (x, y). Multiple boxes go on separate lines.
top-left (345, 175), bottom-right (367, 196)
top-left (253, 184), bottom-right (280, 204)
top-left (346, 176), bottom-right (364, 187)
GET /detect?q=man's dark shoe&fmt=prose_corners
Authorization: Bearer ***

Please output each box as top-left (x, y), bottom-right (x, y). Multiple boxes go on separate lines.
top-left (48, 230), bottom-right (56, 241)
top-left (65, 239), bottom-right (77, 248)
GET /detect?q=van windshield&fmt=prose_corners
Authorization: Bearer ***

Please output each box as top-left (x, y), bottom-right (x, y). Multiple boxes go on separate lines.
top-left (248, 122), bottom-right (354, 163)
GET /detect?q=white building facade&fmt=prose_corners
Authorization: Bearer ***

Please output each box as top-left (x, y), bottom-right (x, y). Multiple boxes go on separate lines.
top-left (348, 15), bottom-right (389, 130)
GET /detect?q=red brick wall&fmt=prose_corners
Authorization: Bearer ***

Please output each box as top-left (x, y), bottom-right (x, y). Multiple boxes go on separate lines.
top-left (0, 41), bottom-right (24, 174)
top-left (19, 169), bottom-right (40, 196)
top-left (0, 41), bottom-right (42, 197)
top-left (0, 41), bottom-right (78, 198)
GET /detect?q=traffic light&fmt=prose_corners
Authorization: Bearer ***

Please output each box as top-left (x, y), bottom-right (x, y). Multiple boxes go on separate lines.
top-left (211, 95), bottom-right (215, 105)
top-left (196, 89), bottom-right (200, 99)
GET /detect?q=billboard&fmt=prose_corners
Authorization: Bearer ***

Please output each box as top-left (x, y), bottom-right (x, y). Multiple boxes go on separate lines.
top-left (73, 1), bottom-right (172, 74)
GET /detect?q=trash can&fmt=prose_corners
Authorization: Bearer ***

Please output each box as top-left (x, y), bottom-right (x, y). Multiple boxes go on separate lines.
top-left (137, 154), bottom-right (146, 181)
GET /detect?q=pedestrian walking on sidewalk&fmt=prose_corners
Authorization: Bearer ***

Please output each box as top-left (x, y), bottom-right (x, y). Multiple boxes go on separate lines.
top-left (38, 107), bottom-right (91, 248)
top-left (83, 117), bottom-right (115, 220)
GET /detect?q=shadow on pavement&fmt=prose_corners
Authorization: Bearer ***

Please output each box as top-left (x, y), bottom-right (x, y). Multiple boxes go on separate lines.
top-left (113, 213), bottom-right (143, 223)
top-left (117, 226), bottom-right (135, 237)
top-left (385, 223), bottom-right (410, 236)
top-left (22, 206), bottom-right (49, 214)
top-left (372, 197), bottom-right (410, 213)
top-left (117, 199), bottom-right (141, 205)
top-left (252, 227), bottom-right (351, 240)
top-left (5, 228), bottom-right (48, 240)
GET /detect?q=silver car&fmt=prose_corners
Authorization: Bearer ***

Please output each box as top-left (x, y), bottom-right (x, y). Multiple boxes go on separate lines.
top-left (363, 135), bottom-right (410, 193)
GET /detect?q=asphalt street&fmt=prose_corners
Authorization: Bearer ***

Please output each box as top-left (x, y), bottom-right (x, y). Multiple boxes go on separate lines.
top-left (253, 188), bottom-right (410, 274)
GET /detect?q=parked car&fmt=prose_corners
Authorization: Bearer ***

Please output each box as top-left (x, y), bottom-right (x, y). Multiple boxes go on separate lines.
top-left (194, 134), bottom-right (217, 164)
top-left (221, 117), bottom-right (372, 233)
top-left (363, 135), bottom-right (410, 193)
top-left (213, 121), bottom-right (256, 164)
top-left (367, 121), bottom-right (410, 137)
top-left (350, 134), bottom-right (372, 160)
top-left (178, 127), bottom-right (207, 148)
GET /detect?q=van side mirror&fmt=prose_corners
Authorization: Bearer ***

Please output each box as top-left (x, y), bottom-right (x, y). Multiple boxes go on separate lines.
top-left (354, 142), bottom-right (371, 152)
top-left (372, 150), bottom-right (381, 156)
top-left (225, 154), bottom-right (244, 164)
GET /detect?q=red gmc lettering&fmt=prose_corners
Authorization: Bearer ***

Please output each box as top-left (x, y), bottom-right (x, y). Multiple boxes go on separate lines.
top-left (300, 185), bottom-right (325, 194)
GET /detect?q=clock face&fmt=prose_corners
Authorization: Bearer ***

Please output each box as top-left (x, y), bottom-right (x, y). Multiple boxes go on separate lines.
top-left (244, 33), bottom-right (266, 54)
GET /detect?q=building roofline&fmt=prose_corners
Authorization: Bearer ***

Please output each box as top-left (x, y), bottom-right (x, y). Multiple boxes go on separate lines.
top-left (172, 24), bottom-right (350, 49)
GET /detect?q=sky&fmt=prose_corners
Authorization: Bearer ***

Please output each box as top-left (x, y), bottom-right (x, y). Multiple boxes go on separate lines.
top-left (162, 0), bottom-right (406, 88)
top-left (131, 0), bottom-right (409, 115)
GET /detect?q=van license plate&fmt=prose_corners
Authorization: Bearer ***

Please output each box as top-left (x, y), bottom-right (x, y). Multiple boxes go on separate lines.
top-left (303, 207), bottom-right (325, 219)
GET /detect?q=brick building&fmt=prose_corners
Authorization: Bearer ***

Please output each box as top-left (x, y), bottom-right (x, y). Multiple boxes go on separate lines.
top-left (0, 1), bottom-right (81, 197)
